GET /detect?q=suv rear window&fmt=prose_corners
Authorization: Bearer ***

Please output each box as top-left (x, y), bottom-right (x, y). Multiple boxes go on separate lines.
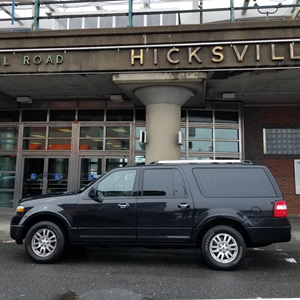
top-left (193, 168), bottom-right (276, 198)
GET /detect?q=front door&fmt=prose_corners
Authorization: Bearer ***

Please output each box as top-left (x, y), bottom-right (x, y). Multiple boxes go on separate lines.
top-left (77, 167), bottom-right (138, 243)
top-left (22, 157), bottom-right (69, 198)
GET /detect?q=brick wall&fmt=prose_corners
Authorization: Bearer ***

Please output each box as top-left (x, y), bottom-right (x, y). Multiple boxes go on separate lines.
top-left (244, 105), bottom-right (300, 215)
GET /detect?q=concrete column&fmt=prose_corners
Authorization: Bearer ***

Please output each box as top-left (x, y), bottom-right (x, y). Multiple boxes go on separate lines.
top-left (134, 85), bottom-right (193, 164)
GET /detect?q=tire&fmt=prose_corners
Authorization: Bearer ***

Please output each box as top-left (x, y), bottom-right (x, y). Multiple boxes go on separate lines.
top-left (201, 225), bottom-right (246, 271)
top-left (24, 221), bottom-right (65, 264)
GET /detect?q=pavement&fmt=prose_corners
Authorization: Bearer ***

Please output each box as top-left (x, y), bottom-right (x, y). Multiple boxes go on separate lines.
top-left (0, 208), bottom-right (300, 251)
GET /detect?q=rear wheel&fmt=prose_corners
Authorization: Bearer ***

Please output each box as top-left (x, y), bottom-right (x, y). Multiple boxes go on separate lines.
top-left (201, 225), bottom-right (246, 271)
top-left (25, 221), bottom-right (65, 264)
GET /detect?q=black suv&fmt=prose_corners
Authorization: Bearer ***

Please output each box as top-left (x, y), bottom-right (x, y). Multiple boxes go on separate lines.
top-left (10, 160), bottom-right (291, 270)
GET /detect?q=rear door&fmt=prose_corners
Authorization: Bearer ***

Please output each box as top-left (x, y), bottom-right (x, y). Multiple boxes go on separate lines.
top-left (136, 167), bottom-right (194, 243)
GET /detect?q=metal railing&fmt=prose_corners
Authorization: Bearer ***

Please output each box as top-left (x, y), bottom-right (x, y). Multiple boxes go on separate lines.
top-left (1, 1), bottom-right (300, 31)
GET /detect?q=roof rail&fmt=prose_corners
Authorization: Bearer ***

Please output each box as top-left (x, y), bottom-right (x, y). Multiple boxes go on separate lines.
top-left (149, 160), bottom-right (252, 165)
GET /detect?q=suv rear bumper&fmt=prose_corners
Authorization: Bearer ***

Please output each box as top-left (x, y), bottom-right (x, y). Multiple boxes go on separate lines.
top-left (246, 226), bottom-right (291, 247)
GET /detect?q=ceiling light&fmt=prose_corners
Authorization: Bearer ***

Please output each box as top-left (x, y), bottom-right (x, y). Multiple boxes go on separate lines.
top-left (110, 95), bottom-right (124, 102)
top-left (16, 96), bottom-right (32, 104)
top-left (222, 93), bottom-right (236, 100)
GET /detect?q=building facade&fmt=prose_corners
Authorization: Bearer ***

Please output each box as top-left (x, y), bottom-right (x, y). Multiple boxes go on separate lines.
top-left (0, 20), bottom-right (300, 214)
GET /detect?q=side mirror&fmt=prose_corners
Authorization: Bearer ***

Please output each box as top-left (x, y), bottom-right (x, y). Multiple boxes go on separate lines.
top-left (88, 185), bottom-right (103, 202)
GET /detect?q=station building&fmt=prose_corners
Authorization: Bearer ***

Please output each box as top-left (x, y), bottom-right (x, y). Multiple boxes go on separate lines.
top-left (0, 3), bottom-right (299, 214)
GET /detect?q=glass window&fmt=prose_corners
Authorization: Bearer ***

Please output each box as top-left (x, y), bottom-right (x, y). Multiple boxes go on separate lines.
top-left (136, 109), bottom-right (146, 121)
top-left (79, 139), bottom-right (103, 150)
top-left (80, 127), bottom-right (103, 138)
top-left (135, 126), bottom-right (145, 138)
top-left (265, 128), bottom-right (300, 154)
top-left (215, 111), bottom-right (238, 124)
top-left (189, 128), bottom-right (212, 139)
top-left (78, 110), bottom-right (104, 121)
top-left (106, 158), bottom-right (128, 171)
top-left (215, 141), bottom-right (239, 153)
top-left (49, 110), bottom-right (75, 121)
top-left (142, 169), bottom-right (186, 197)
top-left (0, 127), bottom-right (18, 138)
top-left (181, 110), bottom-right (186, 122)
top-left (106, 110), bottom-right (133, 121)
top-left (96, 169), bottom-right (137, 197)
top-left (24, 127), bottom-right (46, 138)
top-left (135, 140), bottom-right (146, 151)
top-left (22, 110), bottom-right (47, 122)
top-left (48, 140), bottom-right (71, 150)
top-left (193, 168), bottom-right (276, 198)
top-left (189, 141), bottom-right (213, 152)
top-left (105, 139), bottom-right (129, 150)
top-left (80, 158), bottom-right (102, 187)
top-left (0, 173), bottom-right (15, 189)
top-left (49, 127), bottom-right (72, 138)
top-left (0, 156), bottom-right (16, 171)
top-left (106, 126), bottom-right (130, 138)
top-left (0, 111), bottom-right (19, 122)
top-left (0, 191), bottom-right (14, 207)
top-left (23, 140), bottom-right (45, 150)
top-left (189, 111), bottom-right (212, 123)
top-left (0, 140), bottom-right (17, 151)
top-left (135, 156), bottom-right (145, 165)
top-left (216, 129), bottom-right (238, 140)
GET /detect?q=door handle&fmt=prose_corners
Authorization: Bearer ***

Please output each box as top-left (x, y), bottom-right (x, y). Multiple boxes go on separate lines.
top-left (178, 203), bottom-right (190, 209)
top-left (118, 203), bottom-right (130, 209)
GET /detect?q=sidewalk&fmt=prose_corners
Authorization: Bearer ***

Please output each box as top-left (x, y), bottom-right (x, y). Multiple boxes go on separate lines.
top-left (1, 208), bottom-right (300, 250)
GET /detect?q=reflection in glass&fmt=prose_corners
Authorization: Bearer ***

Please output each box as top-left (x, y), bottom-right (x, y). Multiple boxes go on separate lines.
top-left (188, 141), bottom-right (213, 152)
top-left (0, 191), bottom-right (14, 207)
top-left (0, 156), bottom-right (16, 171)
top-left (105, 139), bottom-right (130, 150)
top-left (106, 158), bottom-right (128, 171)
top-left (80, 127), bottom-right (103, 137)
top-left (216, 141), bottom-right (239, 152)
top-left (189, 128), bottom-right (212, 138)
top-left (0, 140), bottom-right (17, 150)
top-left (80, 158), bottom-right (102, 187)
top-left (135, 140), bottom-right (145, 151)
top-left (215, 129), bottom-right (238, 140)
top-left (135, 126), bottom-right (145, 138)
top-left (47, 158), bottom-right (69, 193)
top-left (49, 127), bottom-right (72, 138)
top-left (135, 156), bottom-right (145, 165)
top-left (0, 173), bottom-right (15, 189)
top-left (0, 127), bottom-right (18, 138)
top-left (79, 139), bottom-right (103, 150)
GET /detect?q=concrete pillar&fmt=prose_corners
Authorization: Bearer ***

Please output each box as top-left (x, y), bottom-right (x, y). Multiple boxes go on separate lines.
top-left (134, 85), bottom-right (193, 164)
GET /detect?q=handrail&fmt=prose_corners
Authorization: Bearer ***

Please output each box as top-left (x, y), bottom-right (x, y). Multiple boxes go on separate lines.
top-left (3, 1), bottom-right (300, 30)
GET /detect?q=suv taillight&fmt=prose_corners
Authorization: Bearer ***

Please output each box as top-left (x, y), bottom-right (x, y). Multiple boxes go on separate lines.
top-left (273, 200), bottom-right (288, 218)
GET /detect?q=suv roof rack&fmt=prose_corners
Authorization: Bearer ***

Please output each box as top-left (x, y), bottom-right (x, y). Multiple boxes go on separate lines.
top-left (149, 160), bottom-right (253, 165)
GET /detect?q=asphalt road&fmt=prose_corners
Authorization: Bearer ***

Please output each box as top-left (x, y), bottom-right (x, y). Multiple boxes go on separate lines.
top-left (1, 242), bottom-right (300, 300)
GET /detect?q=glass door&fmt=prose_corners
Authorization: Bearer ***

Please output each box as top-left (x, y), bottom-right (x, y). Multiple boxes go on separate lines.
top-left (22, 157), bottom-right (69, 198)
top-left (79, 156), bottom-right (128, 189)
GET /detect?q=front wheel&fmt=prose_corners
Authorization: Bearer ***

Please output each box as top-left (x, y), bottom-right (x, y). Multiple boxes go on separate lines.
top-left (25, 221), bottom-right (65, 264)
top-left (201, 225), bottom-right (246, 271)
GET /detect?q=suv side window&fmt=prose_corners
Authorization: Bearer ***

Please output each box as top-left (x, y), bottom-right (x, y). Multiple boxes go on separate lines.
top-left (193, 168), bottom-right (276, 198)
top-left (96, 169), bottom-right (137, 197)
top-left (142, 169), bottom-right (186, 197)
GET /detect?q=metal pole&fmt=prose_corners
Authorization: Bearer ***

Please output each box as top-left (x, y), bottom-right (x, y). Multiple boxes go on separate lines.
top-left (200, 0), bottom-right (203, 24)
top-left (33, 0), bottom-right (40, 30)
top-left (230, 0), bottom-right (235, 22)
top-left (11, 0), bottom-right (15, 25)
top-left (128, 0), bottom-right (133, 27)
